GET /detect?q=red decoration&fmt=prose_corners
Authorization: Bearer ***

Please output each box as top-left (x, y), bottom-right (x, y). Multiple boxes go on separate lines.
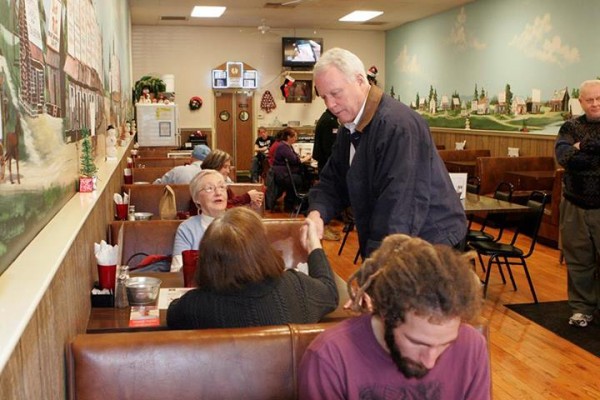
top-left (189, 96), bottom-right (203, 111)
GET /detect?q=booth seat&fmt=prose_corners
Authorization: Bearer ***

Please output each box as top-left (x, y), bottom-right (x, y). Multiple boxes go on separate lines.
top-left (110, 218), bottom-right (310, 271)
top-left (67, 322), bottom-right (335, 400)
top-left (131, 166), bottom-right (173, 183)
top-left (437, 149), bottom-right (491, 162)
top-left (537, 168), bottom-right (564, 247)
top-left (134, 157), bottom-right (189, 168)
top-left (476, 156), bottom-right (556, 196)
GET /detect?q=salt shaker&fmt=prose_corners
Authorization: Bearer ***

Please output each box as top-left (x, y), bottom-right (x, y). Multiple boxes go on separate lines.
top-left (114, 265), bottom-right (130, 308)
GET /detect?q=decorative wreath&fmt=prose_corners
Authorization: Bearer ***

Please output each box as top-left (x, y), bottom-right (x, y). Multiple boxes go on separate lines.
top-left (188, 96), bottom-right (203, 111)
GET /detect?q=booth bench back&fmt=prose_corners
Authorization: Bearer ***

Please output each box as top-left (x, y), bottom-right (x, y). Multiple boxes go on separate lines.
top-left (476, 156), bottom-right (556, 195)
top-left (109, 218), bottom-right (306, 270)
top-left (67, 322), bottom-right (335, 400)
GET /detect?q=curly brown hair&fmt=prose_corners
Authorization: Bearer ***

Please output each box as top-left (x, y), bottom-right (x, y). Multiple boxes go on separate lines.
top-left (347, 234), bottom-right (481, 324)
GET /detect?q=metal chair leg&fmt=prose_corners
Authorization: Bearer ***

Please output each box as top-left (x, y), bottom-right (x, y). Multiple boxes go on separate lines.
top-left (522, 260), bottom-right (539, 303)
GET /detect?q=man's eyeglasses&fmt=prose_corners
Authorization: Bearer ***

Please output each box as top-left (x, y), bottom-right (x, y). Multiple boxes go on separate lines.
top-left (199, 183), bottom-right (227, 193)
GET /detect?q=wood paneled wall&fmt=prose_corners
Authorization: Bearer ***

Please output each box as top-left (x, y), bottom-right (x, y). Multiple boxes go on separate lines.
top-left (430, 128), bottom-right (557, 159)
top-left (0, 156), bottom-right (128, 399)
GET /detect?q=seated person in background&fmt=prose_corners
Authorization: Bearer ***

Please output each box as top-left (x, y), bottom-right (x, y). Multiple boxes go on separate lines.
top-left (201, 149), bottom-right (264, 210)
top-left (153, 144), bottom-right (211, 184)
top-left (272, 127), bottom-right (312, 212)
top-left (267, 129), bottom-right (284, 166)
top-left (170, 170), bottom-right (227, 271)
top-left (167, 207), bottom-right (339, 329)
top-left (299, 234), bottom-right (490, 400)
top-left (250, 126), bottom-right (273, 183)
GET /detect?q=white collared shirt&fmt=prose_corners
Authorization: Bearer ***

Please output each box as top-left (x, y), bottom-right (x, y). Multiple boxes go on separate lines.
top-left (344, 97), bottom-right (368, 165)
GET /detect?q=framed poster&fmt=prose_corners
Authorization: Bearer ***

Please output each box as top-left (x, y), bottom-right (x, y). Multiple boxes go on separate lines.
top-left (159, 121), bottom-right (172, 137)
top-left (285, 80), bottom-right (312, 103)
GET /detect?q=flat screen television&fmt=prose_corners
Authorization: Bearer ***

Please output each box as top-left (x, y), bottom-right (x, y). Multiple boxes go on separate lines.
top-left (282, 37), bottom-right (323, 69)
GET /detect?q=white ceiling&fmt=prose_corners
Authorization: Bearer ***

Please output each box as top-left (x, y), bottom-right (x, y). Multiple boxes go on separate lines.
top-left (130, 0), bottom-right (476, 32)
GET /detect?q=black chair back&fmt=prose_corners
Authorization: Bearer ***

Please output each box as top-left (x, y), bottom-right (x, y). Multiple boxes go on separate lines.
top-left (510, 191), bottom-right (549, 256)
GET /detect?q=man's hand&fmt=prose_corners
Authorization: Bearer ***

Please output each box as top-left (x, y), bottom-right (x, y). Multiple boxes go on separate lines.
top-left (300, 217), bottom-right (322, 253)
top-left (306, 210), bottom-right (324, 239)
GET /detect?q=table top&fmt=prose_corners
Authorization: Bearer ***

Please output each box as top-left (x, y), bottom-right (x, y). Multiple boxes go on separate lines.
top-left (88, 270), bottom-right (353, 333)
top-left (463, 193), bottom-right (531, 215)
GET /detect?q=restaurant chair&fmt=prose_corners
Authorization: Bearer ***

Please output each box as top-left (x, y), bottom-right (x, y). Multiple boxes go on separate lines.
top-left (466, 176), bottom-right (481, 230)
top-left (469, 190), bottom-right (549, 303)
top-left (337, 207), bottom-right (362, 264)
top-left (467, 181), bottom-right (514, 243)
top-left (285, 159), bottom-right (308, 217)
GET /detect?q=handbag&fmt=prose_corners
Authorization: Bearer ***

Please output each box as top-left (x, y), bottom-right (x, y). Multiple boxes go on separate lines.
top-left (159, 185), bottom-right (178, 220)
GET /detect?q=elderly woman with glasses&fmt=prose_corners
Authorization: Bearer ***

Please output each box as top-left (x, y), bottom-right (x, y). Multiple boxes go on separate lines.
top-left (170, 169), bottom-right (228, 271)
top-left (201, 149), bottom-right (264, 209)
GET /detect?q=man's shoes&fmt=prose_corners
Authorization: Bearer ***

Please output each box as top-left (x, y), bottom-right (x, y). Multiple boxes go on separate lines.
top-left (568, 312), bottom-right (593, 328)
top-left (323, 226), bottom-right (341, 241)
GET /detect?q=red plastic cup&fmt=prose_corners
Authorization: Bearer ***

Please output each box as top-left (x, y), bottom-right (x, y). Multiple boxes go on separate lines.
top-left (115, 203), bottom-right (128, 220)
top-left (124, 168), bottom-right (133, 184)
top-left (182, 250), bottom-right (199, 288)
top-left (97, 264), bottom-right (117, 290)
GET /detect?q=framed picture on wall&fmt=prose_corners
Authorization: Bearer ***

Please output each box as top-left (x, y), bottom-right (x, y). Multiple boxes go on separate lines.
top-left (285, 80), bottom-right (312, 103)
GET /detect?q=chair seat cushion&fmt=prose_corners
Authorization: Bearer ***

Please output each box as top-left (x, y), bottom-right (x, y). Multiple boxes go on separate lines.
top-left (469, 241), bottom-right (524, 257)
top-left (466, 230), bottom-right (495, 242)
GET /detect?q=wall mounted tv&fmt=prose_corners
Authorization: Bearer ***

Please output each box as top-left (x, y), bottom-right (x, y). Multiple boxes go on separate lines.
top-left (282, 37), bottom-right (323, 69)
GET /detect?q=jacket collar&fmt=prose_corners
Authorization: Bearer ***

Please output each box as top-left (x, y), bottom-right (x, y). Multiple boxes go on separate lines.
top-left (356, 85), bottom-right (384, 133)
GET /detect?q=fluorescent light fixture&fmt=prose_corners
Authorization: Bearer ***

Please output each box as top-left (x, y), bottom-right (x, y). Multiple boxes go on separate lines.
top-left (339, 10), bottom-right (383, 22)
top-left (191, 6), bottom-right (226, 18)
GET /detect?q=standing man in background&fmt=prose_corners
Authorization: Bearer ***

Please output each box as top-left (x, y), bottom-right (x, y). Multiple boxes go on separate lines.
top-left (313, 108), bottom-right (341, 241)
top-left (307, 47), bottom-right (466, 257)
top-left (555, 79), bottom-right (600, 328)
top-left (250, 126), bottom-right (273, 183)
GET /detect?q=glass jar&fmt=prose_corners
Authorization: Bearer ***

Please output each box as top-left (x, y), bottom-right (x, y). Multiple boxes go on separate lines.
top-left (114, 265), bottom-right (130, 308)
top-left (128, 205), bottom-right (136, 221)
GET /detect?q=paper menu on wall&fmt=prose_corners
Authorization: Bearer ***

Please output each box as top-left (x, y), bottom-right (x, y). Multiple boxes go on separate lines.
top-left (157, 288), bottom-right (193, 310)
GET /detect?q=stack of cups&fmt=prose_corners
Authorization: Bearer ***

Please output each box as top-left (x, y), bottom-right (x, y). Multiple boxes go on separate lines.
top-left (124, 168), bottom-right (133, 184)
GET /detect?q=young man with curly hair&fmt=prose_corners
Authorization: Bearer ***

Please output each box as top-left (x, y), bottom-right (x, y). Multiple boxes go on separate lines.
top-left (298, 234), bottom-right (490, 399)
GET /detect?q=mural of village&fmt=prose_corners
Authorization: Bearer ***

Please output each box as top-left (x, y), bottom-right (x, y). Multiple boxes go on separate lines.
top-left (398, 84), bottom-right (580, 134)
top-left (0, 0), bottom-right (131, 274)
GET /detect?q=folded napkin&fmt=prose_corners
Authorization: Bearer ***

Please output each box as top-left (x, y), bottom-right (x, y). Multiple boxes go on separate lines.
top-left (113, 192), bottom-right (129, 205)
top-left (94, 240), bottom-right (119, 265)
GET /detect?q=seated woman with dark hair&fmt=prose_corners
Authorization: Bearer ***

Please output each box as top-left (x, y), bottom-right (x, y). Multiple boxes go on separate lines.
top-left (166, 207), bottom-right (339, 329)
top-left (272, 127), bottom-right (312, 212)
top-left (201, 149), bottom-right (264, 210)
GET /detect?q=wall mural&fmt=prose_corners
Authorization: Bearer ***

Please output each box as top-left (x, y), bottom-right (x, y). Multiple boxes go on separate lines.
top-left (0, 0), bottom-right (132, 275)
top-left (386, 0), bottom-right (597, 134)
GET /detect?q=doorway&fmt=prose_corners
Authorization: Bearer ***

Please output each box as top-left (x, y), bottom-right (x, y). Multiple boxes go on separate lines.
top-left (214, 91), bottom-right (254, 176)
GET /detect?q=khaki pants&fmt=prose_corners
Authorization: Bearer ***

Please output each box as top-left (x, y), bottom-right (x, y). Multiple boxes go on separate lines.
top-left (560, 198), bottom-right (600, 314)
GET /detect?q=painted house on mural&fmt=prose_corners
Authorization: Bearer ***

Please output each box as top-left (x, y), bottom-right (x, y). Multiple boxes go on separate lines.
top-left (550, 87), bottom-right (569, 112)
top-left (527, 89), bottom-right (542, 114)
top-left (63, 0), bottom-right (104, 143)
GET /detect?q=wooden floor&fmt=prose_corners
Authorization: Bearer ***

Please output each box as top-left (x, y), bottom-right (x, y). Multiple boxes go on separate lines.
top-left (265, 210), bottom-right (600, 400)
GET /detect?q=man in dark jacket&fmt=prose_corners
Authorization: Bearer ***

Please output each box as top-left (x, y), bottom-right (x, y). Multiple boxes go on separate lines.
top-left (307, 47), bottom-right (466, 258)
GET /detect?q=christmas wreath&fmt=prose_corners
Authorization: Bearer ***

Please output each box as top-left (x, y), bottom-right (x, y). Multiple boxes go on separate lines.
top-left (189, 96), bottom-right (203, 111)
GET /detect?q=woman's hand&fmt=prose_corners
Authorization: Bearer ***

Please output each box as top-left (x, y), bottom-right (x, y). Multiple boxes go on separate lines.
top-left (300, 217), bottom-right (322, 253)
top-left (248, 190), bottom-right (264, 206)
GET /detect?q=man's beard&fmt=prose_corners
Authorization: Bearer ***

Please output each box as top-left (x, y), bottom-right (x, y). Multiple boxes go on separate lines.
top-left (384, 320), bottom-right (429, 379)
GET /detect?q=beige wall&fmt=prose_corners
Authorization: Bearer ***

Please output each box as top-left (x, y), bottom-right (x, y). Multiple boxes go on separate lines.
top-left (132, 26), bottom-right (385, 134)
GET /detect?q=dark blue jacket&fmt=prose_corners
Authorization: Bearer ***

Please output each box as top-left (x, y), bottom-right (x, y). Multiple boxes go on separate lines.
top-left (308, 85), bottom-right (466, 256)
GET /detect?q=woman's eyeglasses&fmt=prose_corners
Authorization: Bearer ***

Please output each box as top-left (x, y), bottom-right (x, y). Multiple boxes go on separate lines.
top-left (199, 183), bottom-right (227, 193)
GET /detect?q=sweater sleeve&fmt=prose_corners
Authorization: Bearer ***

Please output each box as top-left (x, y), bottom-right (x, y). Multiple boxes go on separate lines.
top-left (299, 248), bottom-right (339, 317)
top-left (227, 188), bottom-right (251, 207)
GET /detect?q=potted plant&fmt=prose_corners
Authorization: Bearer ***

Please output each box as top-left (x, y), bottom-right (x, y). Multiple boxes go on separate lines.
top-left (79, 128), bottom-right (98, 192)
top-left (133, 75), bottom-right (166, 103)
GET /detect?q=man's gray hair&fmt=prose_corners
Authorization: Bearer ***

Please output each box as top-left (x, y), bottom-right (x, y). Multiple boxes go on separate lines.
top-left (314, 47), bottom-right (367, 83)
top-left (580, 79), bottom-right (600, 93)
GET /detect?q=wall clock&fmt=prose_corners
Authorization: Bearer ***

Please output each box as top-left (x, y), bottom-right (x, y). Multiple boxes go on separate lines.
top-left (239, 111), bottom-right (249, 121)
top-left (219, 110), bottom-right (230, 121)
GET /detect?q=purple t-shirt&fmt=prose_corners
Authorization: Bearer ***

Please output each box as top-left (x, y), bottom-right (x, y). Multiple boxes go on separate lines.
top-left (298, 314), bottom-right (490, 400)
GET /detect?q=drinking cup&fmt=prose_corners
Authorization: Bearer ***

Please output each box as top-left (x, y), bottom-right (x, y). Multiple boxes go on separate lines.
top-left (97, 264), bottom-right (117, 290)
top-left (181, 250), bottom-right (199, 288)
top-left (115, 203), bottom-right (128, 220)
